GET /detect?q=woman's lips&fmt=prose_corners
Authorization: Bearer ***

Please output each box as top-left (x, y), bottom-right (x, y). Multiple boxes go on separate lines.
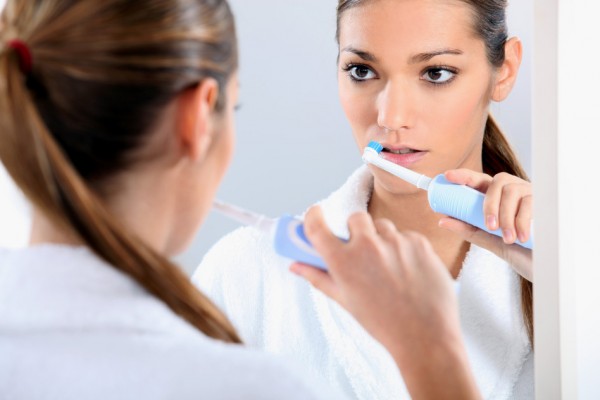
top-left (380, 149), bottom-right (427, 167)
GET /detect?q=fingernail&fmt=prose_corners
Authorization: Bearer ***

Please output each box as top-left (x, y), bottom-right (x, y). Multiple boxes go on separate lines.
top-left (518, 232), bottom-right (526, 243)
top-left (503, 229), bottom-right (514, 243)
top-left (487, 215), bottom-right (497, 230)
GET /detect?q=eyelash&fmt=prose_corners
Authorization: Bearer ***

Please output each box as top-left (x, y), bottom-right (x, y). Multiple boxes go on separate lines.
top-left (341, 63), bottom-right (460, 86)
top-left (341, 63), bottom-right (376, 83)
top-left (421, 65), bottom-right (459, 86)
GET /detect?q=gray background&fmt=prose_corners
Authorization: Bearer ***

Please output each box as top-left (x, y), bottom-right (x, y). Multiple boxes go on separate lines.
top-left (174, 0), bottom-right (533, 273)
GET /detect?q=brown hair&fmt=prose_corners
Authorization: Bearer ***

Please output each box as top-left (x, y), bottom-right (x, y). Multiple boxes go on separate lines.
top-left (336, 0), bottom-right (533, 345)
top-left (0, 0), bottom-right (241, 343)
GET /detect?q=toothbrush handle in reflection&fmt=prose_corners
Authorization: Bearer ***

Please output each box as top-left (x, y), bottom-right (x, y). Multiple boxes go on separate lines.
top-left (273, 215), bottom-right (340, 270)
top-left (427, 174), bottom-right (533, 249)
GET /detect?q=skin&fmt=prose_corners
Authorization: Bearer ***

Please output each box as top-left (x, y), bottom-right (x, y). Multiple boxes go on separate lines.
top-left (333, 0), bottom-right (531, 279)
top-left (30, 74), bottom-right (240, 256)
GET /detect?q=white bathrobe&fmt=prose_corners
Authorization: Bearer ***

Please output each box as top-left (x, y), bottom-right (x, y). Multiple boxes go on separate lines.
top-left (194, 166), bottom-right (534, 400)
top-left (0, 245), bottom-right (345, 400)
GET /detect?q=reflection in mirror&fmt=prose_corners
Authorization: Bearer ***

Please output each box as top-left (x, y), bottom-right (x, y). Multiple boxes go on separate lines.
top-left (0, 0), bottom-right (536, 398)
top-left (192, 1), bottom-right (534, 399)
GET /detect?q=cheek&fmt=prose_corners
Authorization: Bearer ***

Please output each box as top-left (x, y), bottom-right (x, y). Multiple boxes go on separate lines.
top-left (427, 84), bottom-right (490, 146)
top-left (338, 78), bottom-right (376, 140)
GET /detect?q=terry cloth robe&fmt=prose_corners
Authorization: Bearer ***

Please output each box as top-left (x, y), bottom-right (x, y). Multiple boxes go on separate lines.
top-left (194, 165), bottom-right (534, 400)
top-left (0, 245), bottom-right (345, 400)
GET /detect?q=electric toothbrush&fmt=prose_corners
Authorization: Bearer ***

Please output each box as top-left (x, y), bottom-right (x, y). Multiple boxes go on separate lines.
top-left (362, 141), bottom-right (533, 249)
top-left (212, 200), bottom-right (331, 270)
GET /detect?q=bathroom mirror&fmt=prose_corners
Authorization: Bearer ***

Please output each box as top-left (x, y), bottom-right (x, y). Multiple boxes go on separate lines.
top-left (178, 0), bottom-right (534, 273)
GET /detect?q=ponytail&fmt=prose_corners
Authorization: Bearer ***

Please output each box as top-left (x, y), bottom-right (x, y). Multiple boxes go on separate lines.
top-left (482, 114), bottom-right (533, 346)
top-left (0, 2), bottom-right (241, 344)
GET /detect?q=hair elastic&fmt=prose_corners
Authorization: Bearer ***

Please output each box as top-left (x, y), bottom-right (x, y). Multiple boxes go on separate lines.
top-left (7, 39), bottom-right (33, 74)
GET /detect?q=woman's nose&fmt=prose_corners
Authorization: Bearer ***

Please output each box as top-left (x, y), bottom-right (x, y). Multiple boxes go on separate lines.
top-left (376, 81), bottom-right (414, 132)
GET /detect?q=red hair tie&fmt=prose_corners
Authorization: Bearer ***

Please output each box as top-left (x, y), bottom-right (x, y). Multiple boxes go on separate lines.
top-left (7, 39), bottom-right (33, 74)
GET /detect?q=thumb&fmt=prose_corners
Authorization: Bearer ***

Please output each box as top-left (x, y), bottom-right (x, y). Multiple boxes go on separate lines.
top-left (290, 263), bottom-right (341, 302)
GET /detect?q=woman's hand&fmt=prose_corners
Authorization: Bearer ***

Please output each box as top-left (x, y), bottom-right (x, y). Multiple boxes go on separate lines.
top-left (440, 169), bottom-right (532, 281)
top-left (290, 206), bottom-right (480, 400)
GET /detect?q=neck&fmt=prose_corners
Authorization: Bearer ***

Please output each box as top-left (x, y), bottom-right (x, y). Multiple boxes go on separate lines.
top-left (29, 165), bottom-right (182, 255)
top-left (29, 209), bottom-right (83, 247)
top-left (368, 182), bottom-right (469, 278)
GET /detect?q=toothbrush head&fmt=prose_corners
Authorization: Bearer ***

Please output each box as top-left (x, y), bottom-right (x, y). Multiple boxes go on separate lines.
top-left (362, 141), bottom-right (384, 164)
top-left (367, 141), bottom-right (384, 153)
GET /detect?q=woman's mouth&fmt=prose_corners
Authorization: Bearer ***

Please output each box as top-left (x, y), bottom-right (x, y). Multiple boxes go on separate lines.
top-left (380, 147), bottom-right (427, 167)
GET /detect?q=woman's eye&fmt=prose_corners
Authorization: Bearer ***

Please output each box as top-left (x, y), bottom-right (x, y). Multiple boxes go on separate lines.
top-left (348, 65), bottom-right (376, 81)
top-left (421, 68), bottom-right (456, 84)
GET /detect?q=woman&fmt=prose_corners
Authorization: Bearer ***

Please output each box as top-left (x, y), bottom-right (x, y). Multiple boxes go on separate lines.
top-left (194, 0), bottom-right (533, 399)
top-left (0, 0), bottom-right (338, 398)
top-left (0, 0), bottom-right (482, 398)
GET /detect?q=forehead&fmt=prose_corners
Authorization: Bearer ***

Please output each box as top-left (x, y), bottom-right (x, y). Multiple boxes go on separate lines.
top-left (339, 0), bottom-right (481, 57)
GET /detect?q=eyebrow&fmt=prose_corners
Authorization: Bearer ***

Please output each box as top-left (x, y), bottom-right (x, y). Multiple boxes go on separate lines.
top-left (409, 49), bottom-right (464, 64)
top-left (341, 47), bottom-right (378, 62)
top-left (341, 46), bottom-right (464, 64)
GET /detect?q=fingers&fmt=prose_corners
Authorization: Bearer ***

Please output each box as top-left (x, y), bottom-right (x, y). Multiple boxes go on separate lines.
top-left (303, 206), bottom-right (345, 261)
top-left (439, 217), bottom-right (501, 251)
top-left (290, 263), bottom-right (340, 301)
top-left (439, 217), bottom-right (533, 282)
top-left (482, 173), bottom-right (532, 244)
top-left (497, 182), bottom-right (522, 243)
top-left (347, 211), bottom-right (378, 238)
top-left (374, 218), bottom-right (398, 241)
top-left (444, 169), bottom-right (492, 193)
top-left (445, 170), bottom-right (533, 244)
top-left (515, 195), bottom-right (532, 243)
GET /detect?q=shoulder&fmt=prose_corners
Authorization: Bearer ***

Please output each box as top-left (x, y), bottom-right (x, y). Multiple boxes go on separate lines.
top-left (459, 244), bottom-right (525, 317)
top-left (171, 338), bottom-right (346, 399)
top-left (195, 226), bottom-right (271, 275)
top-left (2, 329), bottom-right (344, 400)
top-left (460, 244), bottom-right (521, 291)
top-left (123, 334), bottom-right (341, 399)
top-left (192, 226), bottom-right (279, 295)
top-left (191, 226), bottom-right (297, 335)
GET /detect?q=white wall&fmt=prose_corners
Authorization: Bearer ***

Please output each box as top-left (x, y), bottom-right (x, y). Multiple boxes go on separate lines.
top-left (533, 1), bottom-right (600, 398)
top-left (534, 0), bottom-right (600, 400)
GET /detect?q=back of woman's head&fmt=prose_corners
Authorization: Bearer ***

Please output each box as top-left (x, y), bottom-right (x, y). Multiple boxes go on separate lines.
top-left (0, 0), bottom-right (241, 342)
top-left (336, 0), bottom-right (533, 345)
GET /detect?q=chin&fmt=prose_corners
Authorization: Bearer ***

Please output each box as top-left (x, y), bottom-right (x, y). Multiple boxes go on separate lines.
top-left (374, 172), bottom-right (423, 196)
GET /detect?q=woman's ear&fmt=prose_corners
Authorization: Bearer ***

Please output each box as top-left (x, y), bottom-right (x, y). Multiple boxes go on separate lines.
top-left (177, 78), bottom-right (219, 161)
top-left (491, 37), bottom-right (523, 102)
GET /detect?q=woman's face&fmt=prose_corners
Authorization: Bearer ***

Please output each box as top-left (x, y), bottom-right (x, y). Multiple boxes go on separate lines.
top-left (338, 0), bottom-right (496, 195)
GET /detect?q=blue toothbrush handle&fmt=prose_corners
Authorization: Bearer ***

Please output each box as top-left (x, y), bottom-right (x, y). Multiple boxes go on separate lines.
top-left (273, 215), bottom-right (329, 270)
top-left (427, 174), bottom-right (533, 249)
